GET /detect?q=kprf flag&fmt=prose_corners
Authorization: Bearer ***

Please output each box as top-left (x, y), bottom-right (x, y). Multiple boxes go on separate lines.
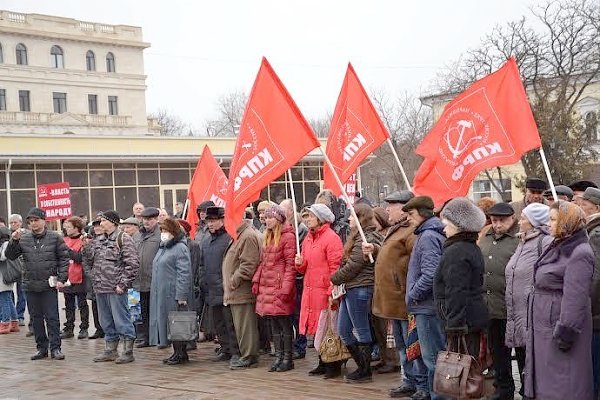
top-left (413, 57), bottom-right (541, 205)
top-left (323, 63), bottom-right (390, 195)
top-left (186, 145), bottom-right (228, 239)
top-left (225, 57), bottom-right (320, 238)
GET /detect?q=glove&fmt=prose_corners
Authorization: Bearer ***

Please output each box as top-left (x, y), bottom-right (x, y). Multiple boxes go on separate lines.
top-left (556, 337), bottom-right (573, 352)
top-left (252, 282), bottom-right (259, 296)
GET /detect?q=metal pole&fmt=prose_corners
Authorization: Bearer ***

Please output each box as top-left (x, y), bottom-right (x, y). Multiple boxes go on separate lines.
top-left (386, 138), bottom-right (412, 191)
top-left (6, 159), bottom-right (12, 217)
top-left (286, 169), bottom-right (301, 255)
top-left (538, 148), bottom-right (558, 201)
top-left (182, 198), bottom-right (190, 220)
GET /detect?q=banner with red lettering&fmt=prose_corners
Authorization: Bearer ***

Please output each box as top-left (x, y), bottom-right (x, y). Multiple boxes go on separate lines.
top-left (186, 145), bottom-right (228, 239)
top-left (323, 63), bottom-right (390, 195)
top-left (37, 182), bottom-right (72, 221)
top-left (225, 57), bottom-right (320, 238)
top-left (344, 173), bottom-right (357, 205)
top-left (413, 57), bottom-right (541, 206)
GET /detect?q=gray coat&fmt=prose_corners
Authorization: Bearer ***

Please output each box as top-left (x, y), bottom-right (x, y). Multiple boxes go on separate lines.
top-left (504, 227), bottom-right (553, 348)
top-left (524, 228), bottom-right (594, 399)
top-left (134, 225), bottom-right (161, 292)
top-left (149, 233), bottom-right (192, 346)
top-left (586, 214), bottom-right (600, 331)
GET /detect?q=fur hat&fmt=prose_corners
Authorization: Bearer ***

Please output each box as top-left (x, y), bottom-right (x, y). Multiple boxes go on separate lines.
top-left (205, 206), bottom-right (225, 220)
top-left (160, 218), bottom-right (182, 237)
top-left (306, 203), bottom-right (335, 224)
top-left (440, 197), bottom-right (486, 233)
top-left (99, 210), bottom-right (120, 226)
top-left (265, 205), bottom-right (287, 223)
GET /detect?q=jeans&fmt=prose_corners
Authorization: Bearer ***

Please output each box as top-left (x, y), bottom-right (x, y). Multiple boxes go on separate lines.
top-left (338, 286), bottom-right (373, 345)
top-left (27, 290), bottom-right (61, 352)
top-left (593, 331), bottom-right (600, 400)
top-left (414, 313), bottom-right (446, 399)
top-left (0, 290), bottom-right (18, 322)
top-left (96, 292), bottom-right (136, 342)
top-left (293, 277), bottom-right (307, 354)
top-left (488, 318), bottom-right (515, 397)
top-left (16, 279), bottom-right (26, 319)
top-left (392, 319), bottom-right (428, 391)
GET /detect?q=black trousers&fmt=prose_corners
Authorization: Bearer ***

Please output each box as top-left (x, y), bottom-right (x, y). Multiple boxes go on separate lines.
top-left (91, 299), bottom-right (103, 334)
top-left (269, 315), bottom-right (293, 337)
top-left (258, 316), bottom-right (271, 351)
top-left (488, 318), bottom-right (515, 397)
top-left (211, 304), bottom-right (240, 356)
top-left (63, 292), bottom-right (89, 331)
top-left (27, 290), bottom-right (61, 352)
top-left (136, 291), bottom-right (150, 341)
top-left (293, 277), bottom-right (307, 354)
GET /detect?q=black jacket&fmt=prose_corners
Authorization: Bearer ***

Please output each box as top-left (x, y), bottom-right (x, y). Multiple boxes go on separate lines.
top-left (434, 232), bottom-right (489, 333)
top-left (6, 229), bottom-right (69, 292)
top-left (200, 226), bottom-right (232, 307)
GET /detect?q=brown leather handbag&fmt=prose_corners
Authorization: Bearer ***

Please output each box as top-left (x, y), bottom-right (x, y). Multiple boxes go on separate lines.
top-left (433, 335), bottom-right (484, 399)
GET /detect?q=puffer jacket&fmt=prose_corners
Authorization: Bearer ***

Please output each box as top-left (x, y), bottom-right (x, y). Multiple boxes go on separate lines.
top-left (200, 226), bottom-right (231, 307)
top-left (586, 214), bottom-right (600, 331)
top-left (331, 226), bottom-right (383, 289)
top-left (254, 224), bottom-right (297, 316)
top-left (62, 235), bottom-right (87, 294)
top-left (504, 226), bottom-right (553, 347)
top-left (6, 229), bottom-right (69, 292)
top-left (82, 229), bottom-right (140, 294)
top-left (134, 224), bottom-right (161, 292)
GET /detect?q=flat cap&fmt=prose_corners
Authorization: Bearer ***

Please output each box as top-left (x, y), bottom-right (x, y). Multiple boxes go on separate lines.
top-left (121, 217), bottom-right (140, 226)
top-left (402, 196), bottom-right (435, 212)
top-left (141, 207), bottom-right (160, 218)
top-left (487, 202), bottom-right (514, 216)
top-left (525, 178), bottom-right (547, 191)
top-left (583, 187), bottom-right (600, 206)
top-left (384, 190), bottom-right (414, 204)
top-left (569, 180), bottom-right (598, 192)
top-left (554, 185), bottom-right (574, 199)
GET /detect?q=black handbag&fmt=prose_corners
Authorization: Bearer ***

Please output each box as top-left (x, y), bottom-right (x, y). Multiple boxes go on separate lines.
top-left (1, 259), bottom-right (22, 285)
top-left (167, 308), bottom-right (198, 342)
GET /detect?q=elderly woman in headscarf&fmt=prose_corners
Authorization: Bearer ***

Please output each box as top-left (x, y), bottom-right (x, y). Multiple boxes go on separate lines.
top-left (504, 203), bottom-right (553, 397)
top-left (524, 201), bottom-right (594, 400)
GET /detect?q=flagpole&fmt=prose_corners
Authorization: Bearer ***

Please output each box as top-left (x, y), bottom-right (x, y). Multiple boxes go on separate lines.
top-left (287, 169), bottom-right (301, 255)
top-left (538, 147), bottom-right (558, 201)
top-left (182, 199), bottom-right (190, 220)
top-left (320, 147), bottom-right (374, 263)
top-left (386, 138), bottom-right (412, 191)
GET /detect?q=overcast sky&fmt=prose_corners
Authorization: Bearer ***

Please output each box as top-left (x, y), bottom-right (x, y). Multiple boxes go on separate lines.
top-left (5, 0), bottom-right (546, 129)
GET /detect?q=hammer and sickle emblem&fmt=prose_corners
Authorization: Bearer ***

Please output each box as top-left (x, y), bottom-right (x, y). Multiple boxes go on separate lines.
top-left (444, 119), bottom-right (483, 159)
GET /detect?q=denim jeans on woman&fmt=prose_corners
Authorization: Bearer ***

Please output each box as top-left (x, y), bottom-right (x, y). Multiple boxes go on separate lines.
top-left (414, 313), bottom-right (446, 400)
top-left (337, 285), bottom-right (373, 345)
top-left (96, 292), bottom-right (136, 343)
top-left (0, 290), bottom-right (17, 322)
top-left (392, 319), bottom-right (428, 392)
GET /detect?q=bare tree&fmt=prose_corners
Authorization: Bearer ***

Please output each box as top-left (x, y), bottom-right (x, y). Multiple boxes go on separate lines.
top-left (204, 90), bottom-right (248, 137)
top-left (148, 109), bottom-right (191, 136)
top-left (309, 115), bottom-right (331, 138)
top-left (432, 0), bottom-right (600, 184)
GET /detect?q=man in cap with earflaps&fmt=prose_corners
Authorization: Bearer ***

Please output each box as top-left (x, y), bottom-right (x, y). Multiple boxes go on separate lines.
top-left (510, 178), bottom-right (547, 217)
top-left (569, 180), bottom-right (598, 206)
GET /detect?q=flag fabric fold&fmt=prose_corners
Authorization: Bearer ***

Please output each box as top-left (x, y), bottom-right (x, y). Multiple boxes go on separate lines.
top-left (225, 57), bottom-right (320, 238)
top-left (186, 145), bottom-right (228, 239)
top-left (413, 57), bottom-right (541, 206)
top-left (323, 63), bottom-right (390, 195)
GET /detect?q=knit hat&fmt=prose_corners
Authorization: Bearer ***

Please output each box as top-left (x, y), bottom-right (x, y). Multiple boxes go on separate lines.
top-left (99, 210), bottom-right (121, 226)
top-left (440, 197), bottom-right (486, 233)
top-left (265, 205), bottom-right (287, 223)
top-left (26, 207), bottom-right (46, 220)
top-left (306, 203), bottom-right (335, 224)
top-left (177, 219), bottom-right (192, 234)
top-left (522, 203), bottom-right (550, 228)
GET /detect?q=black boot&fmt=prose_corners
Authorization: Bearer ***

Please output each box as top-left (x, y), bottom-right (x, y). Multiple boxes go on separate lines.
top-left (308, 356), bottom-right (326, 376)
top-left (166, 342), bottom-right (186, 365)
top-left (162, 342), bottom-right (179, 364)
top-left (323, 360), bottom-right (342, 379)
top-left (268, 333), bottom-right (282, 372)
top-left (345, 342), bottom-right (372, 383)
top-left (276, 334), bottom-right (294, 372)
top-left (345, 343), bottom-right (363, 381)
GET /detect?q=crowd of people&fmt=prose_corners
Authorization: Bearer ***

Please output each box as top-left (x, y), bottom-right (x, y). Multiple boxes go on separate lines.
top-left (0, 178), bottom-right (599, 400)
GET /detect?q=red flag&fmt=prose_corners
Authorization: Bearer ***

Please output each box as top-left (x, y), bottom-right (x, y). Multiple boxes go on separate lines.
top-left (225, 57), bottom-right (320, 238)
top-left (323, 63), bottom-right (390, 195)
top-left (413, 57), bottom-right (541, 206)
top-left (186, 145), bottom-right (228, 239)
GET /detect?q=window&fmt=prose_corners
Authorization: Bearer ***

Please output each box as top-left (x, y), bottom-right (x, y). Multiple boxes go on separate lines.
top-left (585, 111), bottom-right (599, 142)
top-left (108, 96), bottom-right (118, 115)
top-left (16, 43), bottom-right (27, 65)
top-left (88, 94), bottom-right (98, 114)
top-left (86, 50), bottom-right (95, 71)
top-left (50, 45), bottom-right (64, 68)
top-left (53, 92), bottom-right (67, 113)
top-left (18, 90), bottom-right (30, 112)
top-left (472, 178), bottom-right (512, 202)
top-left (106, 52), bottom-right (115, 72)
top-left (0, 89), bottom-right (5, 111)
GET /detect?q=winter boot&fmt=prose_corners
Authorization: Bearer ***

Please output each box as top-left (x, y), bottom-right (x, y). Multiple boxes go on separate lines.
top-left (166, 342), bottom-right (187, 365)
top-left (276, 334), bottom-right (294, 372)
top-left (93, 340), bottom-right (119, 362)
top-left (308, 356), bottom-right (326, 376)
top-left (269, 333), bottom-right (283, 372)
top-left (345, 343), bottom-right (364, 381)
top-left (9, 320), bottom-right (20, 333)
top-left (115, 338), bottom-right (135, 364)
top-left (60, 329), bottom-right (74, 339)
top-left (345, 342), bottom-right (373, 383)
top-left (323, 360), bottom-right (342, 379)
top-left (77, 329), bottom-right (88, 339)
top-left (0, 322), bottom-right (11, 334)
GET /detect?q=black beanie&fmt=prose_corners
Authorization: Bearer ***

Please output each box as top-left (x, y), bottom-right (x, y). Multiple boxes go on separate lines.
top-left (99, 210), bottom-right (121, 226)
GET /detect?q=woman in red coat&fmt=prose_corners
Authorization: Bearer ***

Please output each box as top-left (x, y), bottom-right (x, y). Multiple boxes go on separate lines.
top-left (253, 205), bottom-right (297, 372)
top-left (295, 203), bottom-right (344, 378)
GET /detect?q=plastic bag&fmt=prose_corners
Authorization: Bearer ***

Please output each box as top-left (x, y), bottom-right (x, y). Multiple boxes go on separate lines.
top-left (128, 288), bottom-right (141, 323)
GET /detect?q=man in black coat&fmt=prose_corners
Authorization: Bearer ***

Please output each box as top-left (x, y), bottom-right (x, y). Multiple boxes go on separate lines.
top-left (6, 207), bottom-right (70, 360)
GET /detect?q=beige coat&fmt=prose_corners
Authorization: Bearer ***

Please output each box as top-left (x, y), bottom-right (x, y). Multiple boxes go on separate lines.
top-left (222, 220), bottom-right (261, 305)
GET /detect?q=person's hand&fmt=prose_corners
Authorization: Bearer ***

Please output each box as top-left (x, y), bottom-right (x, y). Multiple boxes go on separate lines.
top-left (362, 242), bottom-right (374, 255)
top-left (252, 282), bottom-right (259, 296)
top-left (56, 281), bottom-right (65, 290)
top-left (328, 295), bottom-right (339, 309)
top-left (177, 300), bottom-right (187, 306)
top-left (295, 255), bottom-right (304, 266)
top-left (11, 229), bottom-right (21, 241)
top-left (115, 286), bottom-right (124, 295)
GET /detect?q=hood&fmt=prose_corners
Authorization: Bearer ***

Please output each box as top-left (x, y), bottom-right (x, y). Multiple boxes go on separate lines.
top-left (415, 216), bottom-right (445, 236)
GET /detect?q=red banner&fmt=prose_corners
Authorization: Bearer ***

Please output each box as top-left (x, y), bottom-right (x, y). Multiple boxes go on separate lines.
top-left (344, 173), bottom-right (357, 205)
top-left (323, 63), bottom-right (390, 195)
top-left (413, 57), bottom-right (541, 206)
top-left (225, 57), bottom-right (320, 238)
top-left (37, 182), bottom-right (72, 221)
top-left (186, 145), bottom-right (228, 239)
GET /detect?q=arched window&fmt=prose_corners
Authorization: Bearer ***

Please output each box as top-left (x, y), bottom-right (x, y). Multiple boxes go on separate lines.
top-left (50, 45), bottom-right (64, 68)
top-left (585, 111), bottom-right (599, 142)
top-left (86, 50), bottom-right (96, 71)
top-left (106, 52), bottom-right (115, 72)
top-left (16, 43), bottom-right (27, 65)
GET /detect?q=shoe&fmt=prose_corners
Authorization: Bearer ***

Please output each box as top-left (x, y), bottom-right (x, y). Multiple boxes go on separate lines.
top-left (268, 333), bottom-right (283, 372)
top-left (212, 352), bottom-right (232, 362)
top-left (88, 330), bottom-right (104, 339)
top-left (115, 338), bottom-right (135, 364)
top-left (51, 349), bottom-right (65, 360)
top-left (323, 361), bottom-right (342, 379)
top-left (30, 350), bottom-right (48, 360)
top-left (9, 321), bottom-right (20, 333)
top-left (165, 355), bottom-right (187, 365)
top-left (18, 318), bottom-right (25, 326)
top-left (135, 341), bottom-right (150, 348)
top-left (308, 356), bottom-right (326, 376)
top-left (409, 389), bottom-right (431, 400)
top-left (77, 329), bottom-right (88, 339)
top-left (60, 330), bottom-right (74, 339)
top-left (276, 335), bottom-right (294, 372)
top-left (389, 384), bottom-right (416, 398)
top-left (292, 351), bottom-right (306, 360)
top-left (229, 356), bottom-right (259, 370)
top-left (162, 353), bottom-right (178, 364)
top-left (377, 364), bottom-right (400, 374)
top-left (0, 322), bottom-right (11, 334)
top-left (94, 340), bottom-right (120, 362)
